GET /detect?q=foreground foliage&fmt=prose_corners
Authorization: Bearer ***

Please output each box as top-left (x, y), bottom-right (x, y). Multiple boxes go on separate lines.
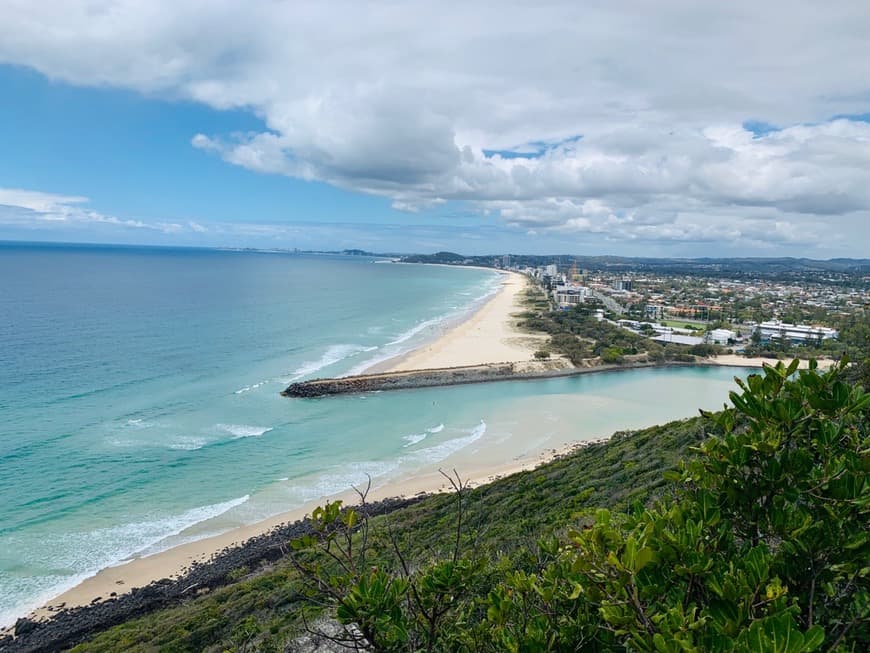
top-left (294, 361), bottom-right (868, 651)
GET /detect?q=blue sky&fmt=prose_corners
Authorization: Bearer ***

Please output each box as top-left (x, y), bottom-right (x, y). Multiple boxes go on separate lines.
top-left (0, 65), bottom-right (536, 253)
top-left (1, 2), bottom-right (869, 256)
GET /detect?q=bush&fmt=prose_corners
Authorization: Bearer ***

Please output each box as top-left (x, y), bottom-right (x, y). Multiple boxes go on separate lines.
top-left (688, 343), bottom-right (722, 357)
top-left (532, 350), bottom-right (550, 360)
top-left (293, 361), bottom-right (869, 651)
top-left (601, 347), bottom-right (624, 364)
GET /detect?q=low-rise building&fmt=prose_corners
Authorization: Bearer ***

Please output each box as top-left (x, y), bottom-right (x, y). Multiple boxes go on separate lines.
top-left (756, 320), bottom-right (838, 344)
top-left (653, 333), bottom-right (705, 346)
top-left (708, 328), bottom-right (736, 345)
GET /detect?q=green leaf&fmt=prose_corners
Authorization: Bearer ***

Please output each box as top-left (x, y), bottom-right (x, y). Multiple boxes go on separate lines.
top-left (634, 547), bottom-right (656, 573)
top-left (802, 626), bottom-right (825, 652)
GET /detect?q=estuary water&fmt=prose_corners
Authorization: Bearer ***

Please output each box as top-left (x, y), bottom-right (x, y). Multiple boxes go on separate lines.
top-left (0, 243), bottom-right (747, 625)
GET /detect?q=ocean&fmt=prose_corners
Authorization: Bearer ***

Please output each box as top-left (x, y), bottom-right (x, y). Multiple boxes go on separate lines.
top-left (0, 242), bottom-right (747, 625)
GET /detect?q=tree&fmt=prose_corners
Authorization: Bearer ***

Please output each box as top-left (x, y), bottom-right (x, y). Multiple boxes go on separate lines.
top-left (601, 347), bottom-right (624, 364)
top-left (751, 329), bottom-right (762, 345)
top-left (290, 472), bottom-right (484, 653)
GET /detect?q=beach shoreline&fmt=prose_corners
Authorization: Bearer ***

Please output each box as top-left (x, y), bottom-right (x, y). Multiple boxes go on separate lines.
top-left (362, 268), bottom-right (560, 375)
top-left (27, 447), bottom-right (572, 620)
top-left (19, 266), bottom-right (550, 625)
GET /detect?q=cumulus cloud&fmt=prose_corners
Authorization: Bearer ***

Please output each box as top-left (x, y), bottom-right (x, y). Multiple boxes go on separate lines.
top-left (1, 1), bottom-right (869, 250)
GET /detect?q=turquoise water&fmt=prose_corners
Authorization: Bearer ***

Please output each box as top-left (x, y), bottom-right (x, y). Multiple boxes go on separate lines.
top-left (0, 243), bottom-right (748, 625)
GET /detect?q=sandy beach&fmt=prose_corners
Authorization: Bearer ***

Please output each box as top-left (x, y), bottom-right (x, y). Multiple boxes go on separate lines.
top-left (28, 268), bottom-right (560, 620)
top-left (384, 271), bottom-right (555, 371)
top-left (32, 450), bottom-right (563, 621)
top-left (710, 354), bottom-right (835, 370)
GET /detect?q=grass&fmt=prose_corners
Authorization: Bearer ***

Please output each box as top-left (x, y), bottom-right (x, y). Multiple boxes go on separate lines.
top-left (660, 319), bottom-right (707, 330)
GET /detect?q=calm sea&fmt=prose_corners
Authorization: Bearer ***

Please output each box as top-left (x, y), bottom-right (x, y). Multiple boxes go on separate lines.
top-left (0, 242), bottom-right (747, 625)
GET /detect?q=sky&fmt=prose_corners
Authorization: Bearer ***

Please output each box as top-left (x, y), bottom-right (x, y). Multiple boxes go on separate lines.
top-left (1, 1), bottom-right (869, 257)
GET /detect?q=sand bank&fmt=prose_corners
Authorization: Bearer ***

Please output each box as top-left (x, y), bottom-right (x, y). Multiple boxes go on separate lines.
top-left (709, 354), bottom-right (834, 370)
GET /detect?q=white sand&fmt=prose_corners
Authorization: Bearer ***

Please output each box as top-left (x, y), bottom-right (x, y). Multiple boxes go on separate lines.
top-left (710, 354), bottom-right (834, 370)
top-left (386, 270), bottom-right (562, 371)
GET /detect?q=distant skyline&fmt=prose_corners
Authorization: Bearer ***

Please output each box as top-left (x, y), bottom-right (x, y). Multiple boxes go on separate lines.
top-left (1, 2), bottom-right (869, 257)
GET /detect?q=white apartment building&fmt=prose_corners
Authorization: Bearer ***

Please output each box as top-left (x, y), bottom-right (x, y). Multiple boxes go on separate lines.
top-left (554, 285), bottom-right (589, 308)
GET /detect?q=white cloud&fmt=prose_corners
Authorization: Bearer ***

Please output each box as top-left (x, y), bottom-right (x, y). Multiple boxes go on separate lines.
top-left (0, 188), bottom-right (89, 215)
top-left (1, 1), bottom-right (870, 251)
top-left (0, 187), bottom-right (165, 232)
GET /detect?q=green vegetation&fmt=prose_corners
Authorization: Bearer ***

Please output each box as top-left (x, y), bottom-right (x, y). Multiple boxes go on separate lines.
top-left (660, 319), bottom-right (706, 331)
top-left (688, 343), bottom-right (726, 358)
top-left (517, 302), bottom-right (698, 365)
top-left (289, 360), bottom-right (868, 651)
top-left (400, 252), bottom-right (467, 264)
top-left (69, 361), bottom-right (868, 652)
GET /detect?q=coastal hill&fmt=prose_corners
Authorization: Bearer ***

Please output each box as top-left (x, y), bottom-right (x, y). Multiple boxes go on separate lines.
top-left (399, 252), bottom-right (870, 277)
top-left (6, 362), bottom-right (867, 652)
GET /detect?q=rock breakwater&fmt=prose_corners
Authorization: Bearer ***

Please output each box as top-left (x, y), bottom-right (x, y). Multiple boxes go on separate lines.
top-left (282, 362), bottom-right (576, 397)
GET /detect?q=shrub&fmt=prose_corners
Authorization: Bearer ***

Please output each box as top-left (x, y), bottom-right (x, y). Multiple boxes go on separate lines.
top-left (601, 346), bottom-right (624, 364)
top-left (292, 361), bottom-right (869, 651)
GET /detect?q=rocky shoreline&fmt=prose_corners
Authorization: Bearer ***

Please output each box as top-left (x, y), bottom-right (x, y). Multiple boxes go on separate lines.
top-left (1, 497), bottom-right (421, 653)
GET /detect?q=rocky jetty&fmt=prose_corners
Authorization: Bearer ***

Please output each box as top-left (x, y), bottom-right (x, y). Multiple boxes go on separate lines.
top-left (283, 362), bottom-right (579, 397)
top-left (1, 497), bottom-right (421, 653)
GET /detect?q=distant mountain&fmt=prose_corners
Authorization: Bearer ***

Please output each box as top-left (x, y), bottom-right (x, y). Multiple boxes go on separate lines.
top-left (401, 251), bottom-right (468, 264)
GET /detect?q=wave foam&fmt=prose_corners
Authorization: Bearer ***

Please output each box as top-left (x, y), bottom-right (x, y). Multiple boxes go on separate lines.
top-left (408, 421), bottom-right (487, 465)
top-left (0, 495), bottom-right (249, 628)
top-left (403, 432), bottom-right (427, 447)
top-left (385, 316), bottom-right (446, 347)
top-left (234, 380), bottom-right (269, 394)
top-left (403, 423), bottom-right (445, 448)
top-left (167, 436), bottom-right (209, 451)
top-left (286, 461), bottom-right (400, 504)
top-left (282, 344), bottom-right (378, 382)
top-left (216, 424), bottom-right (273, 439)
